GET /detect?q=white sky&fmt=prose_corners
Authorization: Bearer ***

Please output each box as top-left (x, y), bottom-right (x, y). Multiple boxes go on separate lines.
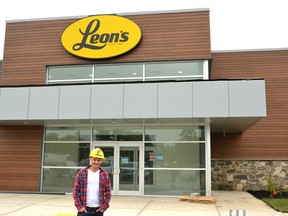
top-left (0, 0), bottom-right (288, 60)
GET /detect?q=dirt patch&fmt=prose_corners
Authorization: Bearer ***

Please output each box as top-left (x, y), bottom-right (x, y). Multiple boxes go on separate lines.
top-left (247, 190), bottom-right (288, 199)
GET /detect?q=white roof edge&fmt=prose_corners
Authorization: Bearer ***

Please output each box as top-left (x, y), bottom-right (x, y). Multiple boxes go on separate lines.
top-left (6, 8), bottom-right (209, 23)
top-left (117, 8), bottom-right (209, 16)
top-left (212, 47), bottom-right (288, 53)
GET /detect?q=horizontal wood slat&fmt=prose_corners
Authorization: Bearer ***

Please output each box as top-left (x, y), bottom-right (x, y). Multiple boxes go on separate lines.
top-left (211, 50), bottom-right (288, 159)
top-left (0, 126), bottom-right (43, 191)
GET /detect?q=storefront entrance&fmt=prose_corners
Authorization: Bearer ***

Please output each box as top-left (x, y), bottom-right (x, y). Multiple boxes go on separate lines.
top-left (42, 125), bottom-right (210, 196)
top-left (93, 142), bottom-right (143, 196)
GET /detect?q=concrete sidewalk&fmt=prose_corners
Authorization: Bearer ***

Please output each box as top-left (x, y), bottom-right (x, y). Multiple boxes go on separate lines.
top-left (0, 191), bottom-right (286, 216)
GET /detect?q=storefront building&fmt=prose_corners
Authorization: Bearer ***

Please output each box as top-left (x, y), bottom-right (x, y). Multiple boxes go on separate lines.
top-left (0, 9), bottom-right (286, 196)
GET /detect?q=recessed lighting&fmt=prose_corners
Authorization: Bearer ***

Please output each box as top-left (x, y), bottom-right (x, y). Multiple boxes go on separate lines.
top-left (178, 71), bottom-right (183, 74)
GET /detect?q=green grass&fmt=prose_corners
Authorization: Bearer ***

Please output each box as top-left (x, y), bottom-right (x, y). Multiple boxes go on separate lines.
top-left (262, 198), bottom-right (288, 212)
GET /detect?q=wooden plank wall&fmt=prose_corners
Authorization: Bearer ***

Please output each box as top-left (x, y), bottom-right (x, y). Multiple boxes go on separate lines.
top-left (0, 60), bottom-right (2, 85)
top-left (211, 50), bottom-right (288, 159)
top-left (0, 126), bottom-right (43, 191)
top-left (2, 10), bottom-right (211, 85)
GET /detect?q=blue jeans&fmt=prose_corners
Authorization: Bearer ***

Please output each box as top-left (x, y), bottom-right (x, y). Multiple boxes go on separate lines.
top-left (77, 211), bottom-right (103, 216)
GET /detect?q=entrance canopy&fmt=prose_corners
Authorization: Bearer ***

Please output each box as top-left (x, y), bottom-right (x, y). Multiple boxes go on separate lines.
top-left (0, 79), bottom-right (266, 134)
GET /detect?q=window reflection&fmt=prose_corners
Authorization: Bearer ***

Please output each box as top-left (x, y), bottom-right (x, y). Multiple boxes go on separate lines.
top-left (145, 126), bottom-right (205, 141)
top-left (42, 142), bottom-right (90, 193)
top-left (43, 143), bottom-right (90, 167)
top-left (47, 65), bottom-right (92, 82)
top-left (42, 168), bottom-right (79, 193)
top-left (144, 170), bottom-right (206, 196)
top-left (45, 127), bottom-right (90, 141)
top-left (93, 127), bottom-right (143, 141)
top-left (145, 61), bottom-right (203, 78)
top-left (145, 143), bottom-right (205, 168)
top-left (94, 64), bottom-right (143, 79)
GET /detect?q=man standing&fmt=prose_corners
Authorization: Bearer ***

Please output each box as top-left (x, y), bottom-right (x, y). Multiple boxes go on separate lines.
top-left (73, 148), bottom-right (111, 215)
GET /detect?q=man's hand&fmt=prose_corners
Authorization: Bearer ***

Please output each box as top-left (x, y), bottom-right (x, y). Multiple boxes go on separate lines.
top-left (96, 207), bottom-right (103, 212)
top-left (79, 207), bottom-right (87, 213)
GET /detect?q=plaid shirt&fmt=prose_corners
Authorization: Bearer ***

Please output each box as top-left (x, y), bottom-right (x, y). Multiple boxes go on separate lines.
top-left (73, 165), bottom-right (111, 211)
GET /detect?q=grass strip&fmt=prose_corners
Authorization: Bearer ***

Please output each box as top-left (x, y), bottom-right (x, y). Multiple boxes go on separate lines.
top-left (262, 198), bottom-right (288, 212)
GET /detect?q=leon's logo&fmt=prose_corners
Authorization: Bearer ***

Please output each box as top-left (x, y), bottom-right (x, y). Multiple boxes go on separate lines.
top-left (61, 15), bottom-right (142, 59)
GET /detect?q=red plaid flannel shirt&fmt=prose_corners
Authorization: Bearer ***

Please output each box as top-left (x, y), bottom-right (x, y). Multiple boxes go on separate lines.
top-left (73, 165), bottom-right (111, 211)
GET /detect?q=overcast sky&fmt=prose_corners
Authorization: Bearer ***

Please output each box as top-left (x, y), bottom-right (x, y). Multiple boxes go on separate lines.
top-left (0, 0), bottom-right (288, 60)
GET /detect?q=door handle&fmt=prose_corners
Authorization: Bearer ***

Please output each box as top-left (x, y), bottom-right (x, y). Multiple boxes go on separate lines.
top-left (113, 167), bottom-right (120, 174)
top-left (112, 167), bottom-right (120, 174)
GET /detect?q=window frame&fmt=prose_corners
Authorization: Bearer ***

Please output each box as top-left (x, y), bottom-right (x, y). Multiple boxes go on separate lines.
top-left (46, 60), bottom-right (208, 84)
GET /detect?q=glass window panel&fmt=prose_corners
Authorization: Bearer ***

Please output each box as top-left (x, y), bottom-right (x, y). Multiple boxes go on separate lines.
top-left (42, 167), bottom-right (78, 193)
top-left (119, 146), bottom-right (139, 191)
top-left (145, 126), bottom-right (205, 142)
top-left (144, 170), bottom-right (206, 196)
top-left (43, 143), bottom-right (90, 166)
top-left (45, 127), bottom-right (90, 141)
top-left (47, 65), bottom-right (93, 81)
top-left (95, 147), bottom-right (114, 190)
top-left (94, 64), bottom-right (143, 80)
top-left (46, 61), bottom-right (204, 84)
top-left (145, 61), bottom-right (203, 78)
top-left (93, 127), bottom-right (143, 141)
top-left (145, 142), bottom-right (205, 168)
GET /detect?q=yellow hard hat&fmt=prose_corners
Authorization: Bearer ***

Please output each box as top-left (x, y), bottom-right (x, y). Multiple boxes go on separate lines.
top-left (89, 148), bottom-right (105, 160)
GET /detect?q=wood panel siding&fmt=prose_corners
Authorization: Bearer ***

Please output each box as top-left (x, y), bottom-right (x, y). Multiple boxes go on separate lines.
top-left (0, 126), bottom-right (43, 191)
top-left (0, 60), bottom-right (2, 85)
top-left (2, 10), bottom-right (211, 85)
top-left (211, 50), bottom-right (288, 159)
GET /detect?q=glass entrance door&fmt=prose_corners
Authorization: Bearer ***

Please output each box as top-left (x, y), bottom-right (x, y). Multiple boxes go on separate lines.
top-left (92, 143), bottom-right (142, 196)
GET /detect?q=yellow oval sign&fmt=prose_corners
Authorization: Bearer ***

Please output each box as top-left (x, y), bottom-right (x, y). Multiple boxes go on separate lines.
top-left (61, 15), bottom-right (142, 59)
